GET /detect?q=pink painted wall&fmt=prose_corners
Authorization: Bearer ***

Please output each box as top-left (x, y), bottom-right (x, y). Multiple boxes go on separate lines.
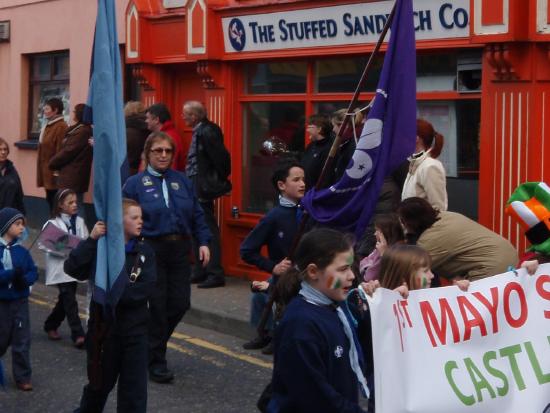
top-left (0, 0), bottom-right (128, 198)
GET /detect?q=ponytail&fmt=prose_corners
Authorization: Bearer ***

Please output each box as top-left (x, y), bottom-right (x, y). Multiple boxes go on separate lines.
top-left (430, 132), bottom-right (444, 158)
top-left (417, 118), bottom-right (444, 159)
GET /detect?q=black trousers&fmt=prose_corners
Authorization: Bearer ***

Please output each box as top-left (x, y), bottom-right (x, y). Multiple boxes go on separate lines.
top-left (0, 298), bottom-right (32, 384)
top-left (146, 238), bottom-right (191, 370)
top-left (77, 333), bottom-right (148, 413)
top-left (44, 281), bottom-right (85, 341)
top-left (193, 200), bottom-right (225, 280)
top-left (45, 189), bottom-right (57, 213)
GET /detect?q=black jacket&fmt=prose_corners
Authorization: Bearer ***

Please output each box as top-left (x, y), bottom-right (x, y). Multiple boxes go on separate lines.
top-left (194, 119), bottom-right (231, 200)
top-left (0, 159), bottom-right (25, 213)
top-left (64, 237), bottom-right (156, 336)
top-left (301, 137), bottom-right (334, 190)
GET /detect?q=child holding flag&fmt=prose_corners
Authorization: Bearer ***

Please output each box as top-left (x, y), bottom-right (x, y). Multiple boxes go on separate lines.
top-left (268, 228), bottom-right (369, 413)
top-left (65, 199), bottom-right (156, 413)
top-left (0, 207), bottom-right (38, 391)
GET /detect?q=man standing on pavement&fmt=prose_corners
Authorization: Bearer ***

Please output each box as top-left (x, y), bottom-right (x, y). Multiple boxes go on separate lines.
top-left (182, 101), bottom-right (231, 289)
top-left (145, 103), bottom-right (188, 172)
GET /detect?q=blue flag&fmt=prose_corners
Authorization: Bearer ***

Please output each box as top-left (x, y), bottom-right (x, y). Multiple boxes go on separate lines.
top-left (88, 0), bottom-right (127, 313)
top-left (302, 0), bottom-right (416, 239)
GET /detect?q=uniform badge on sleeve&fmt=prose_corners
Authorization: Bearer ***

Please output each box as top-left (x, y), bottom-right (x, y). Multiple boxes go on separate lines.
top-left (142, 176), bottom-right (153, 186)
top-left (170, 182), bottom-right (180, 191)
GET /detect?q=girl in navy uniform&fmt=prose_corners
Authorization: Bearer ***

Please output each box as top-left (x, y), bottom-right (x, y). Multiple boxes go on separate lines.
top-left (268, 228), bottom-right (369, 413)
top-left (43, 189), bottom-right (88, 346)
top-left (65, 199), bottom-right (156, 413)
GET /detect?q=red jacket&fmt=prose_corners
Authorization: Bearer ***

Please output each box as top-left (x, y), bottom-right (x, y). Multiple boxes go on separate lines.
top-left (161, 120), bottom-right (188, 172)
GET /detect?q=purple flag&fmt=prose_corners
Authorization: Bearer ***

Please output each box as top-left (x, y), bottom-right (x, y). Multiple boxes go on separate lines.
top-left (302, 0), bottom-right (416, 238)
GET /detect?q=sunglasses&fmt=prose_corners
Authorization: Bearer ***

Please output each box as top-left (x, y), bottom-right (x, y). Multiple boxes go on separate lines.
top-left (150, 148), bottom-right (173, 155)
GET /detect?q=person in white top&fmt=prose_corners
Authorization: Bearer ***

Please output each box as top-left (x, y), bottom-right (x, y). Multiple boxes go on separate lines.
top-left (401, 119), bottom-right (448, 211)
top-left (42, 189), bottom-right (88, 347)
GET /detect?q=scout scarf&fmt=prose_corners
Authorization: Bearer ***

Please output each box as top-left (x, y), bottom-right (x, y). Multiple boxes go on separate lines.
top-left (147, 165), bottom-right (169, 207)
top-left (299, 281), bottom-right (370, 398)
top-left (0, 237), bottom-right (14, 270)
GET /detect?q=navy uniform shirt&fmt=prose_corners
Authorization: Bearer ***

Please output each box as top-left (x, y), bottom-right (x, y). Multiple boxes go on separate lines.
top-left (268, 297), bottom-right (366, 413)
top-left (122, 169), bottom-right (211, 245)
top-left (239, 204), bottom-right (299, 274)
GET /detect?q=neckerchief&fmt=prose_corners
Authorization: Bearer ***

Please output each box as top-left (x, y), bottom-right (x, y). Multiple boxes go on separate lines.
top-left (279, 195), bottom-right (303, 223)
top-left (0, 236), bottom-right (14, 270)
top-left (299, 281), bottom-right (370, 398)
top-left (60, 213), bottom-right (77, 235)
top-left (147, 165), bottom-right (169, 207)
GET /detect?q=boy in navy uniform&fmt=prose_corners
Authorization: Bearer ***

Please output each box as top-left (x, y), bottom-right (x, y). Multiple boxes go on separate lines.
top-left (65, 199), bottom-right (156, 412)
top-left (240, 161), bottom-right (306, 353)
top-left (0, 208), bottom-right (38, 391)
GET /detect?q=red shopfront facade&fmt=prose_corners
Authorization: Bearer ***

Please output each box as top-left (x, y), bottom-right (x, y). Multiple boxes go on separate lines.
top-left (125, 0), bottom-right (550, 280)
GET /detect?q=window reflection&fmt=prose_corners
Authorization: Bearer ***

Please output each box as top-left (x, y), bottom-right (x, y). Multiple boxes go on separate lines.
top-left (245, 62), bottom-right (307, 94)
top-left (242, 102), bottom-right (305, 213)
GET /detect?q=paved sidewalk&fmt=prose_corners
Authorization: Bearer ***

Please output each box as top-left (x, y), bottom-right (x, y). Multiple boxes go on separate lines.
top-left (25, 229), bottom-right (255, 340)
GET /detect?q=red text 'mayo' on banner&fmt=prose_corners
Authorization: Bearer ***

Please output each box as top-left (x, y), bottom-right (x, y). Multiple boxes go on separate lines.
top-left (367, 264), bottom-right (550, 413)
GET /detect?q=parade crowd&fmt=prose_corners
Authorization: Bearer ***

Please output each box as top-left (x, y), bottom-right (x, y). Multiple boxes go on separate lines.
top-left (0, 98), bottom-right (548, 413)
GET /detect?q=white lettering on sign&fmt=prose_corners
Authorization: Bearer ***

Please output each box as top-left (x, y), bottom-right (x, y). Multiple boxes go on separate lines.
top-left (222, 0), bottom-right (470, 53)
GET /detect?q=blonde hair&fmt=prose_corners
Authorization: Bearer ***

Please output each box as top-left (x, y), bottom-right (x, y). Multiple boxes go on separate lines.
top-left (331, 108), bottom-right (364, 127)
top-left (379, 244), bottom-right (431, 290)
top-left (122, 198), bottom-right (140, 214)
top-left (124, 101), bottom-right (145, 117)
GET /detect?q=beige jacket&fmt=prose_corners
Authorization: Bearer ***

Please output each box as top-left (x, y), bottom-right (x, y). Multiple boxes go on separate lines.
top-left (418, 211), bottom-right (518, 281)
top-left (402, 151), bottom-right (448, 211)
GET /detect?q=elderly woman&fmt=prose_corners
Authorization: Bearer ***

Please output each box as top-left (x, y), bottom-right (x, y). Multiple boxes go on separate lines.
top-left (36, 97), bottom-right (67, 211)
top-left (48, 103), bottom-right (93, 203)
top-left (397, 197), bottom-right (518, 282)
top-left (0, 138), bottom-right (25, 213)
top-left (122, 132), bottom-right (211, 384)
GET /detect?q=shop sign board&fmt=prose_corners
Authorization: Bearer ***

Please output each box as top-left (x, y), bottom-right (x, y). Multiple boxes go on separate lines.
top-left (222, 0), bottom-right (469, 53)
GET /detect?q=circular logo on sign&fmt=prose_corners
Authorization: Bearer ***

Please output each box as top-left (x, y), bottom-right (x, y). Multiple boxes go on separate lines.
top-left (228, 18), bottom-right (246, 51)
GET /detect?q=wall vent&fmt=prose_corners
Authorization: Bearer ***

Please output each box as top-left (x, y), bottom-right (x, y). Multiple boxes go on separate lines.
top-left (0, 21), bottom-right (10, 42)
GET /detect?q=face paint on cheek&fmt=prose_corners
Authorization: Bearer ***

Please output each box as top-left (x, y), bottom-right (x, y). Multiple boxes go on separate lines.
top-left (346, 254), bottom-right (354, 266)
top-left (421, 276), bottom-right (428, 288)
top-left (326, 275), bottom-right (342, 290)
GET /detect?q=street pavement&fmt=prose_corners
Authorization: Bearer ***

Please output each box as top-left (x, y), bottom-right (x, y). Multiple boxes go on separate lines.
top-left (0, 283), bottom-right (273, 413)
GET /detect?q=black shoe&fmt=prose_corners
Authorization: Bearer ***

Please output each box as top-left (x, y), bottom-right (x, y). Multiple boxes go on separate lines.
top-left (197, 277), bottom-right (225, 289)
top-left (149, 367), bottom-right (174, 383)
top-left (190, 272), bottom-right (207, 284)
top-left (243, 335), bottom-right (271, 350)
top-left (261, 341), bottom-right (275, 355)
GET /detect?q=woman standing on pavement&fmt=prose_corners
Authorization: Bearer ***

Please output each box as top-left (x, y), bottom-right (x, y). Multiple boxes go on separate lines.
top-left (48, 103), bottom-right (93, 207)
top-left (401, 119), bottom-right (448, 211)
top-left (122, 132), bottom-right (211, 384)
top-left (36, 98), bottom-right (67, 212)
top-left (0, 138), bottom-right (25, 213)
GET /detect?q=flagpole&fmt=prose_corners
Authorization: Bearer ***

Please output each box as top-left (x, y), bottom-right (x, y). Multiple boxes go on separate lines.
top-left (255, 2), bottom-right (398, 338)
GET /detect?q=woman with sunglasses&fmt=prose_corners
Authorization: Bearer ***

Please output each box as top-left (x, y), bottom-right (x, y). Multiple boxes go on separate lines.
top-left (122, 132), bottom-right (211, 384)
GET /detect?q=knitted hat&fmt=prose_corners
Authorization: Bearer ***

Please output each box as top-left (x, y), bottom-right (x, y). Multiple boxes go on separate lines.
top-left (0, 207), bottom-right (24, 236)
top-left (505, 182), bottom-right (550, 254)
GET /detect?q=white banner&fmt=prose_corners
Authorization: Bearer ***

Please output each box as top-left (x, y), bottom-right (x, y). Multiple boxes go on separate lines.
top-left (222, 0), bottom-right (469, 53)
top-left (367, 264), bottom-right (550, 413)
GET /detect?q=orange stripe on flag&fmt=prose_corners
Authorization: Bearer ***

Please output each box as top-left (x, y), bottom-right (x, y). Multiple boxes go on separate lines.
top-left (523, 197), bottom-right (550, 221)
top-left (506, 204), bottom-right (532, 229)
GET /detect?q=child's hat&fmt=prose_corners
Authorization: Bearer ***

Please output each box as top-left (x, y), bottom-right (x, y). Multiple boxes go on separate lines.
top-left (0, 207), bottom-right (24, 236)
top-left (505, 182), bottom-right (550, 254)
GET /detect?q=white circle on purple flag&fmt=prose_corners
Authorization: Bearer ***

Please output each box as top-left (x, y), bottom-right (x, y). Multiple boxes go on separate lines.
top-left (346, 150), bottom-right (372, 180)
top-left (357, 118), bottom-right (383, 150)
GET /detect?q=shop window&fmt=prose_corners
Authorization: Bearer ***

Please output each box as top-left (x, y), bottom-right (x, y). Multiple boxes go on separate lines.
top-left (242, 102), bottom-right (305, 213)
top-left (417, 99), bottom-right (480, 179)
top-left (28, 52), bottom-right (70, 138)
top-left (245, 61), bottom-right (307, 94)
top-left (315, 57), bottom-right (382, 93)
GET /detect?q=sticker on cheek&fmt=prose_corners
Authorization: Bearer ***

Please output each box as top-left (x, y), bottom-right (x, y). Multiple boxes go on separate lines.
top-left (421, 276), bottom-right (428, 288)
